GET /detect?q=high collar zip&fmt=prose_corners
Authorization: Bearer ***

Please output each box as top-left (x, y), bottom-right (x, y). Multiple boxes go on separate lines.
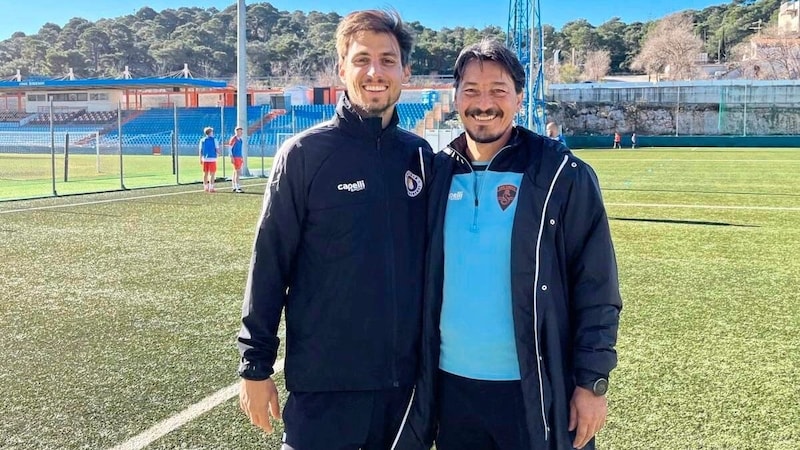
top-left (334, 93), bottom-right (400, 141)
top-left (445, 127), bottom-right (523, 172)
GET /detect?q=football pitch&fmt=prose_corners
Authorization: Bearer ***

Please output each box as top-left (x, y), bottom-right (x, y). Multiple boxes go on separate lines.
top-left (0, 154), bottom-right (273, 201)
top-left (1, 148), bottom-right (798, 449)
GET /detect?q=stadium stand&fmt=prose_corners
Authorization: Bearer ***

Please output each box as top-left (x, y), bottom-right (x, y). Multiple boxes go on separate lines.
top-left (29, 110), bottom-right (86, 125)
top-left (100, 106), bottom-right (268, 146)
top-left (100, 102), bottom-right (430, 150)
top-left (396, 103), bottom-right (432, 130)
top-left (72, 111), bottom-right (118, 124)
top-left (255, 102), bottom-right (431, 150)
top-left (0, 102), bottom-right (434, 152)
top-left (0, 111), bottom-right (30, 122)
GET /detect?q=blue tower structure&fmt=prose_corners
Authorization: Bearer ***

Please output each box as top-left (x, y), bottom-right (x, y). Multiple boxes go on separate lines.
top-left (507, 0), bottom-right (546, 134)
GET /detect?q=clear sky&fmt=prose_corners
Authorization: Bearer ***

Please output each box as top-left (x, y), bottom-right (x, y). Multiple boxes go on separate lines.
top-left (2, 0), bottom-right (729, 40)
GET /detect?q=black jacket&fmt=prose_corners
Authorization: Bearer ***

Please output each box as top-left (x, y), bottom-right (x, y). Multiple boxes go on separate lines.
top-left (237, 95), bottom-right (434, 392)
top-left (397, 127), bottom-right (622, 449)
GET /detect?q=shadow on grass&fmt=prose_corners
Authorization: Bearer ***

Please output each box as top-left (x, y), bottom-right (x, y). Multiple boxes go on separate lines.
top-left (610, 217), bottom-right (759, 227)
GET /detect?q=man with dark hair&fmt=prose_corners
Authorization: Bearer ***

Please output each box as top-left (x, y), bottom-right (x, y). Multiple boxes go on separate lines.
top-left (237, 9), bottom-right (433, 450)
top-left (404, 38), bottom-right (622, 450)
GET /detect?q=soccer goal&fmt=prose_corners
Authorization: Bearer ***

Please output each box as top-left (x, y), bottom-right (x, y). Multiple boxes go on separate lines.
top-left (276, 132), bottom-right (294, 151)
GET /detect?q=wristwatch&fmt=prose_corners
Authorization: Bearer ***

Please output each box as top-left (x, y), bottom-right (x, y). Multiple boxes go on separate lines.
top-left (587, 378), bottom-right (609, 396)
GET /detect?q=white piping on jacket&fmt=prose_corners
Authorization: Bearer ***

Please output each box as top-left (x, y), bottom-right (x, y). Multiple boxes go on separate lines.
top-left (390, 386), bottom-right (416, 450)
top-left (532, 154), bottom-right (570, 441)
top-left (418, 147), bottom-right (426, 185)
top-left (389, 149), bottom-right (423, 450)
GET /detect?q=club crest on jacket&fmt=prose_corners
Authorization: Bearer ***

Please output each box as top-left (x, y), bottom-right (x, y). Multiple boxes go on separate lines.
top-left (405, 170), bottom-right (423, 198)
top-left (497, 184), bottom-right (518, 210)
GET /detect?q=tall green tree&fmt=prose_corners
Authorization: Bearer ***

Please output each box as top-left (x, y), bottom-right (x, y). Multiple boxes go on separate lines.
top-left (0, 0), bottom-right (788, 80)
top-left (596, 18), bottom-right (627, 71)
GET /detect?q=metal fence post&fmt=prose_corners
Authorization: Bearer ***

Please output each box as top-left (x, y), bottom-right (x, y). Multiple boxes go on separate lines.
top-left (675, 86), bottom-right (680, 137)
top-left (743, 84), bottom-right (748, 137)
top-left (95, 131), bottom-right (100, 173)
top-left (50, 99), bottom-right (57, 196)
top-left (171, 130), bottom-right (176, 177)
top-left (64, 132), bottom-right (69, 182)
top-left (118, 102), bottom-right (125, 190)
top-left (220, 102), bottom-right (226, 181)
top-left (174, 104), bottom-right (180, 184)
top-left (261, 104), bottom-right (266, 176)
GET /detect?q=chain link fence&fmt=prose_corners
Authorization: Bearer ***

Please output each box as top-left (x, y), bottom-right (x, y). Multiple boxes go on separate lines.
top-left (549, 79), bottom-right (800, 137)
top-left (0, 104), bottom-right (296, 201)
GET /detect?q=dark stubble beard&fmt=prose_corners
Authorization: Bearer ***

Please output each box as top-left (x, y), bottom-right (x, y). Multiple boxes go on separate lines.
top-left (463, 107), bottom-right (507, 144)
top-left (352, 90), bottom-right (400, 119)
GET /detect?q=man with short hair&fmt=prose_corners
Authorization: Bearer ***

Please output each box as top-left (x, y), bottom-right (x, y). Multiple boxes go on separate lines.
top-left (229, 126), bottom-right (244, 193)
top-left (404, 39), bottom-right (622, 450)
top-left (199, 127), bottom-right (218, 192)
top-left (237, 9), bottom-right (433, 450)
top-left (546, 121), bottom-right (568, 148)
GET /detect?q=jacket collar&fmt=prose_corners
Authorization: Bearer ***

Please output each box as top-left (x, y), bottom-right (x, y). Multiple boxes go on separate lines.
top-left (444, 126), bottom-right (570, 187)
top-left (333, 92), bottom-right (400, 140)
top-left (445, 126), bottom-right (524, 168)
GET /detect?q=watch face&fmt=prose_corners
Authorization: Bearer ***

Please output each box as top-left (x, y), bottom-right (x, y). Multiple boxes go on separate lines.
top-left (592, 378), bottom-right (609, 396)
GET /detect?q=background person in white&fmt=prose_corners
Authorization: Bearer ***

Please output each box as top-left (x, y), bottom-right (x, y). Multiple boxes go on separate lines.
top-left (403, 39), bottom-right (622, 450)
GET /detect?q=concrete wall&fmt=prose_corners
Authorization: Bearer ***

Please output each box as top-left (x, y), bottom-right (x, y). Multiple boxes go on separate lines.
top-left (550, 80), bottom-right (800, 106)
top-left (548, 103), bottom-right (800, 136)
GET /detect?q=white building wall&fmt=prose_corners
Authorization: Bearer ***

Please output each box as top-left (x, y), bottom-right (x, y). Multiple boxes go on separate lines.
top-left (23, 90), bottom-right (124, 113)
top-left (779, 1), bottom-right (799, 32)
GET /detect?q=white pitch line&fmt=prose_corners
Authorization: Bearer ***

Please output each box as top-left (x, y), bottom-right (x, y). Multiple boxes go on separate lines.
top-left (0, 182), bottom-right (268, 215)
top-left (606, 202), bottom-right (800, 212)
top-left (583, 158), bottom-right (800, 163)
top-left (109, 359), bottom-right (285, 450)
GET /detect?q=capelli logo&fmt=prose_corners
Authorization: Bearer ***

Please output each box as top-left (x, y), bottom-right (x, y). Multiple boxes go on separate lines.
top-left (448, 191), bottom-right (464, 201)
top-left (337, 180), bottom-right (366, 192)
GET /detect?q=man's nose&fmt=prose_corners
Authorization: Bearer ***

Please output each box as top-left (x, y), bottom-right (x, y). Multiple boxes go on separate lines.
top-left (366, 62), bottom-right (383, 78)
top-left (476, 92), bottom-right (494, 109)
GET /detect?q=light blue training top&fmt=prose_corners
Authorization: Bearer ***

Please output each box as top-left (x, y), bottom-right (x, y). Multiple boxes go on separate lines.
top-left (439, 161), bottom-right (523, 381)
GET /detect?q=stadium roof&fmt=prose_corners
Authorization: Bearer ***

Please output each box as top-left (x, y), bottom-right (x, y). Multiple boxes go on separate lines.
top-left (0, 77), bottom-right (228, 92)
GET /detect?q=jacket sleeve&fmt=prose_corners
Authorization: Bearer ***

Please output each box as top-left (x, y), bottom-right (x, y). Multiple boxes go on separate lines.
top-left (237, 142), bottom-right (306, 380)
top-left (562, 162), bottom-right (622, 386)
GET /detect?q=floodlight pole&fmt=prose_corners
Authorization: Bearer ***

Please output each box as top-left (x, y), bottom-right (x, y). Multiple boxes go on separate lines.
top-left (174, 103), bottom-right (180, 184)
top-left (220, 102), bottom-right (226, 180)
top-left (743, 84), bottom-right (748, 137)
top-left (237, 0), bottom-right (250, 176)
top-left (50, 99), bottom-right (57, 196)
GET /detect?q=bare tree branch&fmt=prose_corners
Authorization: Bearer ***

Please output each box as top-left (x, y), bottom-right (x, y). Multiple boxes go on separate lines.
top-left (583, 49), bottom-right (611, 81)
top-left (631, 13), bottom-right (704, 81)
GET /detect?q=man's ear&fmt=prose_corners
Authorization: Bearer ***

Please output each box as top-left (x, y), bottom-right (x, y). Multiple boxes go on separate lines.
top-left (402, 65), bottom-right (411, 84)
